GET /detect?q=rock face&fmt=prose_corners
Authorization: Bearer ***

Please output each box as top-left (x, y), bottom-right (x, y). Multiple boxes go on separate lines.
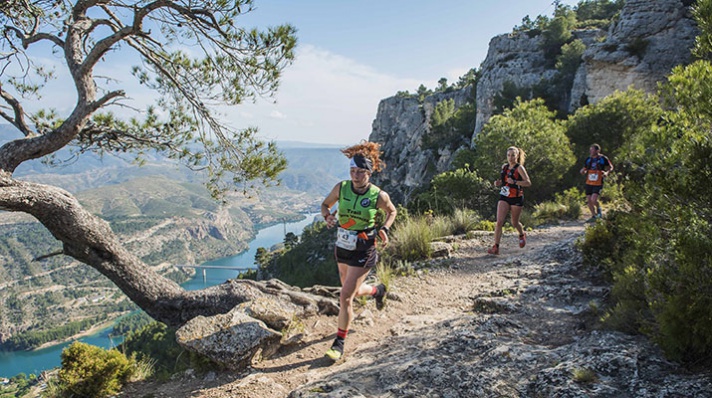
top-left (476, 0), bottom-right (697, 134)
top-left (579, 0), bottom-right (698, 107)
top-left (290, 237), bottom-right (712, 397)
top-left (370, 87), bottom-right (472, 204)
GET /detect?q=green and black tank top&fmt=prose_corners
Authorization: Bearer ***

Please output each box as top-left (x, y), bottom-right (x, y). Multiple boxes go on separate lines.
top-left (337, 181), bottom-right (381, 231)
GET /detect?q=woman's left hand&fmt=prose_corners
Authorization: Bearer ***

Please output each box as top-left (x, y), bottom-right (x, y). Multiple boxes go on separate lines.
top-left (378, 229), bottom-right (389, 246)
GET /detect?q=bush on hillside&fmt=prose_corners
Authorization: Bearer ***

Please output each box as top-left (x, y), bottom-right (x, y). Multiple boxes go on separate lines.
top-left (411, 166), bottom-right (494, 218)
top-left (472, 98), bottom-right (576, 202)
top-left (388, 216), bottom-right (433, 262)
top-left (579, 59), bottom-right (712, 366)
top-left (58, 342), bottom-right (135, 398)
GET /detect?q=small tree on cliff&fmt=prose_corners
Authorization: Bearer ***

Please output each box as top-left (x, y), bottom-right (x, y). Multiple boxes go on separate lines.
top-left (0, 1), bottom-right (336, 328)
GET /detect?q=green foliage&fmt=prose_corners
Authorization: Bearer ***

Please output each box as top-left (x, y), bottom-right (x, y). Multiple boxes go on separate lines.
top-left (388, 216), bottom-right (434, 262)
top-left (577, 60), bottom-right (712, 366)
top-left (119, 321), bottom-right (216, 380)
top-left (58, 342), bottom-right (135, 398)
top-left (473, 98), bottom-right (576, 202)
top-left (112, 311), bottom-right (155, 336)
top-left (693, 0), bottom-right (712, 58)
top-left (556, 40), bottom-right (586, 75)
top-left (1, 316), bottom-right (106, 351)
top-left (411, 166), bottom-right (494, 218)
top-left (260, 222), bottom-right (339, 287)
top-left (574, 0), bottom-right (624, 23)
top-left (541, 5), bottom-right (577, 61)
top-left (531, 188), bottom-right (582, 225)
top-left (492, 81), bottom-right (533, 115)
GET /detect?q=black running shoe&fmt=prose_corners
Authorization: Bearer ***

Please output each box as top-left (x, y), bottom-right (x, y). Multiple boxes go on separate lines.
top-left (374, 283), bottom-right (387, 311)
top-left (325, 338), bottom-right (344, 361)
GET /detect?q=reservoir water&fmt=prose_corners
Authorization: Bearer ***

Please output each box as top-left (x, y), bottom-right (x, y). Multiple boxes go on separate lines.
top-left (0, 213), bottom-right (320, 378)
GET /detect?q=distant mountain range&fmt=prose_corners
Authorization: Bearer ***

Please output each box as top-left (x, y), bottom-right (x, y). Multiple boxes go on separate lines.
top-left (0, 124), bottom-right (350, 195)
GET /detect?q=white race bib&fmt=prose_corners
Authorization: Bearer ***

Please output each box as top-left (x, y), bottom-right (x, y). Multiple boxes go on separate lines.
top-left (336, 227), bottom-right (358, 250)
top-left (500, 186), bottom-right (510, 196)
top-left (588, 173), bottom-right (599, 182)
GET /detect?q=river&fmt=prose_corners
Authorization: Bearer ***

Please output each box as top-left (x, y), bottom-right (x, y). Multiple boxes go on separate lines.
top-left (0, 213), bottom-right (320, 378)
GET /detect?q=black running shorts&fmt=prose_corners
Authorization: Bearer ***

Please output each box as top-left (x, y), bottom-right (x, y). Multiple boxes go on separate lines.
top-left (335, 245), bottom-right (379, 268)
top-left (499, 195), bottom-right (524, 207)
top-left (585, 184), bottom-right (603, 196)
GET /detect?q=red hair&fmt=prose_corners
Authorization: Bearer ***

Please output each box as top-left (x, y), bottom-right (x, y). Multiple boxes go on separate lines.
top-left (341, 141), bottom-right (386, 172)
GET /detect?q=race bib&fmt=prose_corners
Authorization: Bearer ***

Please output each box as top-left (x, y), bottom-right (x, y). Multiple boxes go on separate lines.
top-left (500, 186), bottom-right (510, 196)
top-left (588, 173), bottom-right (599, 182)
top-left (336, 227), bottom-right (358, 250)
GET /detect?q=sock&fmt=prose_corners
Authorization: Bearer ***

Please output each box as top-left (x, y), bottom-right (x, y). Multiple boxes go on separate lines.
top-left (336, 328), bottom-right (348, 340)
top-left (495, 243), bottom-right (500, 248)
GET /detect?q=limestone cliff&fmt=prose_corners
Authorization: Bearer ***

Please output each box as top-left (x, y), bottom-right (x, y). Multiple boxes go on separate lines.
top-left (577, 0), bottom-right (698, 106)
top-left (370, 87), bottom-right (473, 204)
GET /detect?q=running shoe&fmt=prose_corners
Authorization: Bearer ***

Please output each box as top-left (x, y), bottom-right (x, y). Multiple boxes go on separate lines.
top-left (374, 283), bottom-right (387, 311)
top-left (586, 217), bottom-right (597, 223)
top-left (325, 339), bottom-right (344, 361)
top-left (519, 233), bottom-right (526, 248)
top-left (487, 245), bottom-right (499, 255)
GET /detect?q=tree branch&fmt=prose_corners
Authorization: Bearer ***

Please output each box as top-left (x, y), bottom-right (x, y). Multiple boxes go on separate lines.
top-left (3, 25), bottom-right (65, 49)
top-left (0, 83), bottom-right (33, 137)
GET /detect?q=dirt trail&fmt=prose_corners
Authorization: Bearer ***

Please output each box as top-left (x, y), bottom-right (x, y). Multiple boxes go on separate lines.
top-left (123, 223), bottom-right (593, 398)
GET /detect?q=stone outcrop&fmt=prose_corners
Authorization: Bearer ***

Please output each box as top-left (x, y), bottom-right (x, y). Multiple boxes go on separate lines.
top-left (370, 87), bottom-right (472, 204)
top-left (578, 0), bottom-right (698, 107)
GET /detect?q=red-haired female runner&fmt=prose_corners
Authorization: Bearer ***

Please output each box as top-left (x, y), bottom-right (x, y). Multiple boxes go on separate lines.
top-left (320, 141), bottom-right (397, 361)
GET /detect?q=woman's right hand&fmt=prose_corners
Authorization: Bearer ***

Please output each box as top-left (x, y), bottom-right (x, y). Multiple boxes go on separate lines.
top-left (325, 213), bottom-right (337, 228)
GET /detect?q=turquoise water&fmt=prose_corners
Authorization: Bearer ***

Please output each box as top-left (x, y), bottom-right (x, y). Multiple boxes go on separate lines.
top-left (0, 213), bottom-right (320, 378)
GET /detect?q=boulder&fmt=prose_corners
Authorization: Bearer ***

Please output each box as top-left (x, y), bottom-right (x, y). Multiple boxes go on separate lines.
top-left (175, 307), bottom-right (282, 370)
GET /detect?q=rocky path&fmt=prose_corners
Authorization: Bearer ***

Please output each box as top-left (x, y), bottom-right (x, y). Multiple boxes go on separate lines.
top-left (123, 223), bottom-right (712, 398)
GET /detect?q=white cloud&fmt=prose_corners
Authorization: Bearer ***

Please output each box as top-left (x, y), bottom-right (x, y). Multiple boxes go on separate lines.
top-left (231, 45), bottom-right (423, 145)
top-left (269, 110), bottom-right (287, 119)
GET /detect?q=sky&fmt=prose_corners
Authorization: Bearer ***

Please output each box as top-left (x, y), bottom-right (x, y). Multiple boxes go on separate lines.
top-left (11, 0), bottom-right (579, 146)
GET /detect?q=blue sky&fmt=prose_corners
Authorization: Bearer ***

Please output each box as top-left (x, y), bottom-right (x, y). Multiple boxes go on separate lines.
top-left (13, 0), bottom-right (579, 146)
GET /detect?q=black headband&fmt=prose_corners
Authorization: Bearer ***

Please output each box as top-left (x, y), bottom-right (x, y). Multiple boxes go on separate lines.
top-left (351, 155), bottom-right (373, 172)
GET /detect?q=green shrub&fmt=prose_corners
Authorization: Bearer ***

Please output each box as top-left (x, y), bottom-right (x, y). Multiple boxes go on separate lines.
top-left (450, 208), bottom-right (480, 235)
top-left (58, 342), bottom-right (135, 398)
top-left (532, 201), bottom-right (567, 224)
top-left (555, 187), bottom-right (584, 219)
top-left (472, 220), bottom-right (496, 231)
top-left (389, 217), bottom-right (433, 261)
top-left (411, 166), bottom-right (494, 218)
top-left (430, 215), bottom-right (454, 238)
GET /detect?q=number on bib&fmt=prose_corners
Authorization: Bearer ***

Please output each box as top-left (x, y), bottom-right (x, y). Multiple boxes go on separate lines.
top-left (336, 227), bottom-right (358, 250)
top-left (500, 186), bottom-right (510, 196)
top-left (588, 173), bottom-right (599, 182)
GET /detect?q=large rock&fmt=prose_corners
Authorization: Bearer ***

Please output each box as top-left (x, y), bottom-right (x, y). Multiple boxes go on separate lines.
top-left (579, 0), bottom-right (698, 107)
top-left (370, 88), bottom-right (472, 205)
top-left (175, 306), bottom-right (283, 370)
